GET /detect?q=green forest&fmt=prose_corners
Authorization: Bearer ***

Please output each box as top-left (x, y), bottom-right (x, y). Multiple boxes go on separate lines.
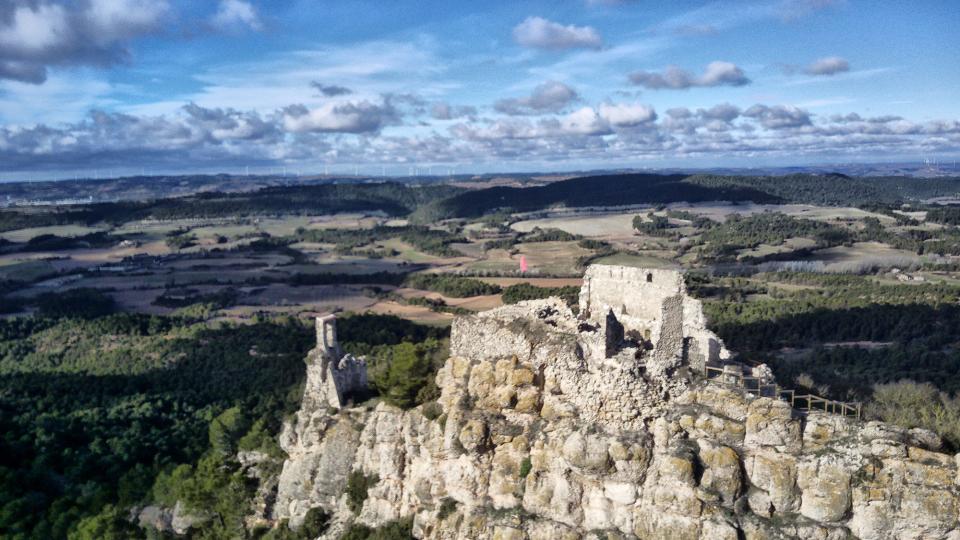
top-left (0, 298), bottom-right (448, 539)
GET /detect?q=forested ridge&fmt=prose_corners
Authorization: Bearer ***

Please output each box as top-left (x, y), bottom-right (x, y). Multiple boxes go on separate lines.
top-left (0, 182), bottom-right (463, 232)
top-left (414, 173), bottom-right (960, 220)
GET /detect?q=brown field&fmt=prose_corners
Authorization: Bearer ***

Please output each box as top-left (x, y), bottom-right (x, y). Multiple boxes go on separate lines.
top-left (465, 241), bottom-right (589, 275)
top-left (366, 301), bottom-right (454, 325)
top-left (809, 242), bottom-right (921, 264)
top-left (0, 224), bottom-right (109, 242)
top-left (511, 212), bottom-right (641, 238)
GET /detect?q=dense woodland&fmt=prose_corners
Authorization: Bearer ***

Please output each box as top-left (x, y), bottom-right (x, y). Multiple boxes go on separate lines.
top-left (0, 296), bottom-right (448, 539)
top-left (695, 271), bottom-right (960, 445)
top-left (0, 183), bottom-right (462, 233)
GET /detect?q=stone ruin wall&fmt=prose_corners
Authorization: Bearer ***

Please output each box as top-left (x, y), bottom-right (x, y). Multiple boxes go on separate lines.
top-left (579, 265), bottom-right (729, 371)
top-left (578, 266), bottom-right (685, 341)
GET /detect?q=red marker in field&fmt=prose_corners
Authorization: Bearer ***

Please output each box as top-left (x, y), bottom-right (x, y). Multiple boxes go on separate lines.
top-left (520, 255), bottom-right (528, 273)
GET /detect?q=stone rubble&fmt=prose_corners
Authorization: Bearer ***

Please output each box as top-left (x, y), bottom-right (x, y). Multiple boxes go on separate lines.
top-left (272, 265), bottom-right (960, 540)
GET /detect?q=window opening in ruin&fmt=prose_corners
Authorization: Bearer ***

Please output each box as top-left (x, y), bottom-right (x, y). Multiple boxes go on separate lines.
top-left (646, 273), bottom-right (653, 283)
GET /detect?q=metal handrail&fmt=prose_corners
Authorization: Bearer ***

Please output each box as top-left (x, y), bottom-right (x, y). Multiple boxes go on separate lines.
top-left (702, 364), bottom-right (861, 420)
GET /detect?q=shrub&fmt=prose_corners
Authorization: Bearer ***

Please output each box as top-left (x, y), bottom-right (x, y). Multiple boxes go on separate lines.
top-left (299, 507), bottom-right (331, 539)
top-left (421, 401), bottom-right (443, 420)
top-left (501, 283), bottom-right (579, 307)
top-left (519, 457), bottom-right (532, 478)
top-left (340, 518), bottom-right (414, 540)
top-left (403, 273), bottom-right (501, 298)
top-left (346, 471), bottom-right (379, 514)
top-left (371, 343), bottom-right (434, 409)
top-left (437, 498), bottom-right (458, 520)
top-left (165, 233), bottom-right (197, 250)
top-left (867, 380), bottom-right (960, 449)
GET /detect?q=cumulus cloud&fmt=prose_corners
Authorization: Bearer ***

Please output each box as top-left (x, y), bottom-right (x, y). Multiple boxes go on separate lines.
top-left (700, 103), bottom-right (741, 122)
top-left (0, 104), bottom-right (287, 171)
top-left (310, 81), bottom-right (352, 97)
top-left (281, 100), bottom-right (399, 134)
top-left (629, 61), bottom-right (750, 90)
top-left (1, 96), bottom-right (957, 174)
top-left (0, 0), bottom-right (169, 83)
top-left (805, 56), bottom-right (850, 76)
top-left (558, 107), bottom-right (612, 135)
top-left (743, 104), bottom-right (812, 129)
top-left (495, 81), bottom-right (580, 115)
top-left (597, 102), bottom-right (657, 127)
top-left (430, 102), bottom-right (477, 120)
top-left (182, 103), bottom-right (277, 141)
top-left (661, 104), bottom-right (741, 134)
top-left (212, 0), bottom-right (262, 31)
top-left (512, 16), bottom-right (602, 50)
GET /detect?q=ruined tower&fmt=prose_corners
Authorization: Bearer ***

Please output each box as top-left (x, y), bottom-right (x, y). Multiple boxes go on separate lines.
top-left (311, 314), bottom-right (368, 409)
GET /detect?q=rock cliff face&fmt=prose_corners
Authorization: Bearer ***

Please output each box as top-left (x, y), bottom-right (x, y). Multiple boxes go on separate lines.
top-left (273, 265), bottom-right (960, 540)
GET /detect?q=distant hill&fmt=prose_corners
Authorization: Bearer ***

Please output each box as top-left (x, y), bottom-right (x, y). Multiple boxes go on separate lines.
top-left (0, 182), bottom-right (465, 232)
top-left (413, 173), bottom-right (960, 220)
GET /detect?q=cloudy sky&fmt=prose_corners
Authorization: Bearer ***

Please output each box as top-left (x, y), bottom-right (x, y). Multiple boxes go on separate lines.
top-left (0, 0), bottom-right (958, 178)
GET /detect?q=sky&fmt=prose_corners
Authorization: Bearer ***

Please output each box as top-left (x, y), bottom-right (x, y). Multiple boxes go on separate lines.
top-left (0, 0), bottom-right (958, 179)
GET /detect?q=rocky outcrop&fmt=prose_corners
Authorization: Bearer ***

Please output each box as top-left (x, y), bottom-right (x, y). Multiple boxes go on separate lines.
top-left (272, 265), bottom-right (960, 539)
top-left (137, 501), bottom-right (210, 536)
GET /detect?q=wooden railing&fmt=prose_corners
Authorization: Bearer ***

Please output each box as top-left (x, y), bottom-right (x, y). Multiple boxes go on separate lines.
top-left (702, 365), bottom-right (862, 420)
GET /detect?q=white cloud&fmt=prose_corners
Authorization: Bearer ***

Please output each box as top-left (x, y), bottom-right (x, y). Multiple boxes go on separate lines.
top-left (87, 0), bottom-right (170, 43)
top-left (212, 0), bottom-right (262, 31)
top-left (629, 61), bottom-right (750, 90)
top-left (559, 107), bottom-right (612, 135)
top-left (495, 81), bottom-right (579, 115)
top-left (430, 102), bottom-right (476, 120)
top-left (0, 0), bottom-right (169, 84)
top-left (598, 102), bottom-right (657, 127)
top-left (805, 56), bottom-right (850, 76)
top-left (743, 104), bottom-right (812, 129)
top-left (512, 16), bottom-right (602, 50)
top-left (281, 100), bottom-right (398, 133)
top-left (0, 3), bottom-right (68, 53)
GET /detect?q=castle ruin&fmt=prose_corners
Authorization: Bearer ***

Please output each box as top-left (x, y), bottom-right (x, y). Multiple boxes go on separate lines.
top-left (578, 265), bottom-right (730, 374)
top-left (274, 265), bottom-right (960, 540)
top-left (306, 314), bottom-right (368, 410)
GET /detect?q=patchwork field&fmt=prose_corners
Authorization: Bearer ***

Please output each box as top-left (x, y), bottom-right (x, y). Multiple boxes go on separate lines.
top-left (4, 196), bottom-right (960, 331)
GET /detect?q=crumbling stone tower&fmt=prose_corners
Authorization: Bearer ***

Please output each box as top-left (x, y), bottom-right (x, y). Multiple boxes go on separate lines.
top-left (309, 314), bottom-right (368, 409)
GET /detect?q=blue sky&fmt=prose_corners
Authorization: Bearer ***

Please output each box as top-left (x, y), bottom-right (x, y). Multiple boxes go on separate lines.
top-left (0, 0), bottom-right (958, 178)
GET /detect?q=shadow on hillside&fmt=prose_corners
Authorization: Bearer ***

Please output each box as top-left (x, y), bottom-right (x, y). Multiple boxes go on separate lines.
top-left (437, 174), bottom-right (784, 218)
top-left (710, 302), bottom-right (960, 397)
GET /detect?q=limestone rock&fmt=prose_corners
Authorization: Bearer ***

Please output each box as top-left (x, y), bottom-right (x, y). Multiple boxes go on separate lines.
top-left (268, 265), bottom-right (960, 540)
